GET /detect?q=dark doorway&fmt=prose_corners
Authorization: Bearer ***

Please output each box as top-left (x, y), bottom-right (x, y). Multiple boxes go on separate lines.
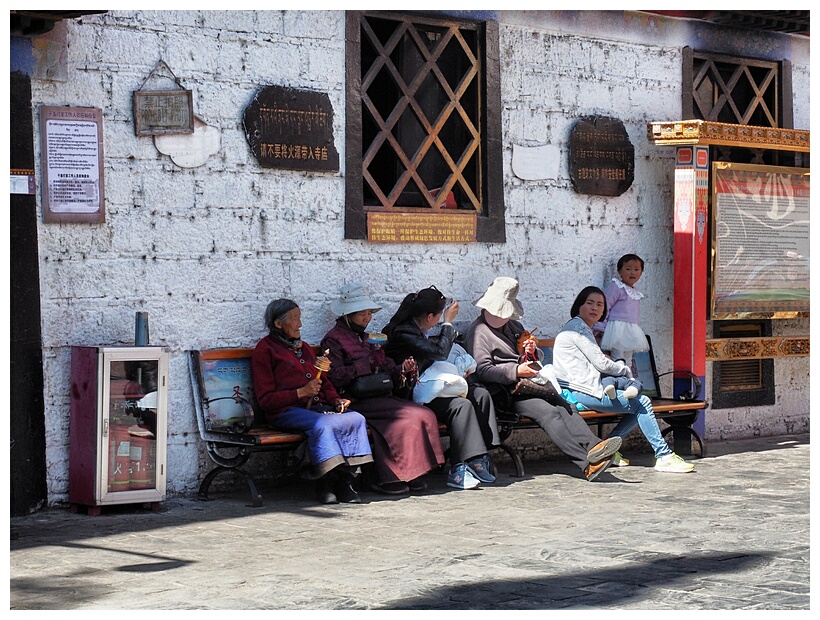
top-left (10, 70), bottom-right (48, 515)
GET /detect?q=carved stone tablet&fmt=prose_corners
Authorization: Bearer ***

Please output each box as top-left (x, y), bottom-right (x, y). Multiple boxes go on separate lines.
top-left (569, 116), bottom-right (634, 196)
top-left (243, 85), bottom-right (339, 172)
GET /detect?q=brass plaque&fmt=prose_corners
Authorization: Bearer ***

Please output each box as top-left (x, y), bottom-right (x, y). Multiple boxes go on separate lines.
top-left (133, 90), bottom-right (194, 136)
top-left (367, 212), bottom-right (477, 243)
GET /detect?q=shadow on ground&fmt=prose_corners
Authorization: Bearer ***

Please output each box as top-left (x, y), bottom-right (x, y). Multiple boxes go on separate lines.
top-left (382, 550), bottom-right (771, 609)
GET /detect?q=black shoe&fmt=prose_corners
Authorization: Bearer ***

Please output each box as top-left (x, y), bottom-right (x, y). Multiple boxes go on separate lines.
top-left (316, 476), bottom-right (339, 504)
top-left (408, 477), bottom-right (427, 492)
top-left (334, 479), bottom-right (362, 503)
top-left (370, 481), bottom-right (410, 495)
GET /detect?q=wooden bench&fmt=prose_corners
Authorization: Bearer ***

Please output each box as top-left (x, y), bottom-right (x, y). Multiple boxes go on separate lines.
top-left (189, 345), bottom-right (451, 506)
top-left (491, 335), bottom-right (708, 477)
top-left (188, 347), bottom-right (305, 507)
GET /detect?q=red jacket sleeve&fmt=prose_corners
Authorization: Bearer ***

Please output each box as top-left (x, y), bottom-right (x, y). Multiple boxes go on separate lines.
top-left (252, 338), bottom-right (341, 416)
top-left (252, 340), bottom-right (299, 415)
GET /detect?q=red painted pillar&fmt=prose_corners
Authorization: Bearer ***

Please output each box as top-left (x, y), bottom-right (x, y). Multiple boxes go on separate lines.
top-left (673, 145), bottom-right (708, 444)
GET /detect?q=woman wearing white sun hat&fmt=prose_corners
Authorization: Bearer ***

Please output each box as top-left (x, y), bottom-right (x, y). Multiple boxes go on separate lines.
top-left (464, 277), bottom-right (623, 482)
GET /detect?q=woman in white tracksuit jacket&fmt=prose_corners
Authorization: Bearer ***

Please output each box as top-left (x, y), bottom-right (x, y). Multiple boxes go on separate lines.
top-left (553, 286), bottom-right (694, 474)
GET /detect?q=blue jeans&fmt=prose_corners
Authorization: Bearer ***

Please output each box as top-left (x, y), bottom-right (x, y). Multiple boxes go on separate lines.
top-left (570, 391), bottom-right (671, 459)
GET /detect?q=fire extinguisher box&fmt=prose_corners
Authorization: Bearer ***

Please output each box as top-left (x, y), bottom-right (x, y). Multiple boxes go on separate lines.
top-left (69, 346), bottom-right (168, 515)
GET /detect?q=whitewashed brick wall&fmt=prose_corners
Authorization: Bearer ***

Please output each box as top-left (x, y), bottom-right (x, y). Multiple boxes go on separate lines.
top-left (28, 10), bottom-right (809, 502)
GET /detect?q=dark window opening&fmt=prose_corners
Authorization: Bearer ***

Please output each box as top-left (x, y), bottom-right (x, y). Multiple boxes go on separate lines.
top-left (682, 48), bottom-right (808, 168)
top-left (360, 16), bottom-right (480, 211)
top-left (711, 321), bottom-right (775, 409)
top-left (686, 50), bottom-right (782, 127)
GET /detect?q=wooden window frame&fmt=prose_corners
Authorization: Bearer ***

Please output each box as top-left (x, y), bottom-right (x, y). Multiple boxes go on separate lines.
top-left (344, 11), bottom-right (505, 241)
top-left (683, 47), bottom-right (793, 129)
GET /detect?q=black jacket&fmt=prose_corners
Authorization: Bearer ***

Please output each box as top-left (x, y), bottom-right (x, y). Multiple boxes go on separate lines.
top-left (384, 320), bottom-right (457, 374)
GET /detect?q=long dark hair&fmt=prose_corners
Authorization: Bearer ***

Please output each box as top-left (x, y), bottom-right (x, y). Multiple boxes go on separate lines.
top-left (383, 286), bottom-right (447, 338)
top-left (570, 286), bottom-right (607, 320)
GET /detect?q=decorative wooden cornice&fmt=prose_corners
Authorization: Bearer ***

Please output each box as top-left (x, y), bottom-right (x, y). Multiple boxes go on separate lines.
top-left (705, 337), bottom-right (810, 361)
top-left (647, 120), bottom-right (810, 152)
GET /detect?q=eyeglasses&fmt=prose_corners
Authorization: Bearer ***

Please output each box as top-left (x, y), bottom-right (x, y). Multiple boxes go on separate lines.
top-left (412, 285), bottom-right (446, 304)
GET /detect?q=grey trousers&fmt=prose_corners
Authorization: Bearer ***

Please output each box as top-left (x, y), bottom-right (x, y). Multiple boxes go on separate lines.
top-left (512, 397), bottom-right (602, 472)
top-left (427, 383), bottom-right (500, 465)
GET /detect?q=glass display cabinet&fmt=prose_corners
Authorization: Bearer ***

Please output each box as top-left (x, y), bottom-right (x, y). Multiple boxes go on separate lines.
top-left (69, 346), bottom-right (168, 515)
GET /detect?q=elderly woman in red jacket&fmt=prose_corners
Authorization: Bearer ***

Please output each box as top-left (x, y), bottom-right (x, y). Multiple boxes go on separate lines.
top-left (321, 283), bottom-right (445, 495)
top-left (252, 298), bottom-right (373, 505)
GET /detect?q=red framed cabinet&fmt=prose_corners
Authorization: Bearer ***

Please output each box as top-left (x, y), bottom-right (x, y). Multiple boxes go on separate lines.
top-left (69, 346), bottom-right (169, 515)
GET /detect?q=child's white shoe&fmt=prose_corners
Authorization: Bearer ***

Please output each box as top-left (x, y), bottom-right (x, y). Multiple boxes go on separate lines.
top-left (603, 384), bottom-right (617, 400)
top-left (623, 386), bottom-right (639, 399)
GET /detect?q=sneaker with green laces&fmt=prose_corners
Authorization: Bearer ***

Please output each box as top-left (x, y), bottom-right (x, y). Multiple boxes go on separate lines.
top-left (654, 453), bottom-right (695, 473)
top-left (612, 452), bottom-right (629, 467)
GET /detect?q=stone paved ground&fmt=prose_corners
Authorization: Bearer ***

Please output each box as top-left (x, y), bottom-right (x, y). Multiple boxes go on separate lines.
top-left (9, 433), bottom-right (810, 611)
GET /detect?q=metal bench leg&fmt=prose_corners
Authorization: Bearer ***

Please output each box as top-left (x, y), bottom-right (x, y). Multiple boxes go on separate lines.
top-left (496, 442), bottom-right (525, 477)
top-left (199, 466), bottom-right (264, 508)
top-left (661, 425), bottom-right (705, 458)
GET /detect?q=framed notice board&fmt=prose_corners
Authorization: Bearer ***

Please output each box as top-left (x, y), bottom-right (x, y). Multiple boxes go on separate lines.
top-left (40, 106), bottom-right (105, 224)
top-left (711, 162), bottom-right (809, 319)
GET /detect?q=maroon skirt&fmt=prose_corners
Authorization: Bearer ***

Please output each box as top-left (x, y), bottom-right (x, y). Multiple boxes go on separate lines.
top-left (350, 395), bottom-right (445, 483)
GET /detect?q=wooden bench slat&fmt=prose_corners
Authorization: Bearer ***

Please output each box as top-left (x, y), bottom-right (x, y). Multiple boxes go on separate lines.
top-left (246, 428), bottom-right (305, 445)
top-left (650, 398), bottom-right (708, 413)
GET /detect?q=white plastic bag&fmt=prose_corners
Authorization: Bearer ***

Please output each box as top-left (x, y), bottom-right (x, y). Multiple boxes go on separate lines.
top-left (447, 343), bottom-right (477, 377)
top-left (530, 363), bottom-right (561, 392)
top-left (412, 361), bottom-right (469, 404)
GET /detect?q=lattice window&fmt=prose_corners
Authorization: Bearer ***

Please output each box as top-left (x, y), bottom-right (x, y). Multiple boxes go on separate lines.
top-left (683, 49), bottom-right (801, 166)
top-left (345, 11), bottom-right (505, 241)
top-left (691, 51), bottom-right (780, 126)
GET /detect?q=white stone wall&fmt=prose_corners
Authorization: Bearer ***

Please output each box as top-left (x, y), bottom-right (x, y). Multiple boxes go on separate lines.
top-left (27, 10), bottom-right (809, 502)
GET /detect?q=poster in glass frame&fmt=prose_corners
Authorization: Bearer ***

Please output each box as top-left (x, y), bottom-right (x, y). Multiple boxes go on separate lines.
top-left (40, 105), bottom-right (105, 224)
top-left (710, 162), bottom-right (809, 319)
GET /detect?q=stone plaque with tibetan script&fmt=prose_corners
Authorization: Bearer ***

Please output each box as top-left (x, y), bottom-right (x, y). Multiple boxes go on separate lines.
top-left (367, 212), bottom-right (477, 243)
top-left (569, 116), bottom-right (634, 196)
top-left (243, 85), bottom-right (339, 172)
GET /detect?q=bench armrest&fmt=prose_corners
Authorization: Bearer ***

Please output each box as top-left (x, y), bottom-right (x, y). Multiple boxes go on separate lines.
top-left (656, 370), bottom-right (702, 402)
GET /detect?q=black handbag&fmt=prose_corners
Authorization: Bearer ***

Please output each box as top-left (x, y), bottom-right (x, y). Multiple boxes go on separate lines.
top-left (511, 378), bottom-right (575, 415)
top-left (511, 378), bottom-right (559, 400)
top-left (348, 372), bottom-right (394, 399)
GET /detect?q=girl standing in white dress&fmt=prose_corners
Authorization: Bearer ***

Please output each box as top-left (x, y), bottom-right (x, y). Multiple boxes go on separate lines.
top-left (596, 253), bottom-right (650, 372)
